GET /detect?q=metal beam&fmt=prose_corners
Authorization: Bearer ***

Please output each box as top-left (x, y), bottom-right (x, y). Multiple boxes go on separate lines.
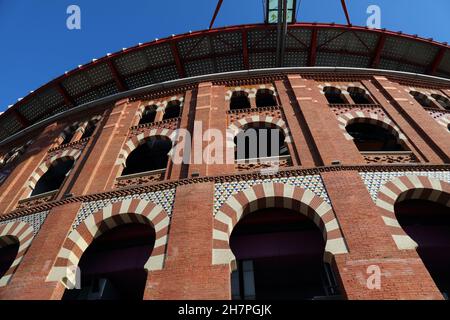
top-left (170, 42), bottom-right (186, 78)
top-left (107, 60), bottom-right (127, 91)
top-left (56, 83), bottom-right (75, 107)
top-left (209, 0), bottom-right (224, 30)
top-left (371, 33), bottom-right (386, 68)
top-left (428, 47), bottom-right (446, 75)
top-left (340, 0), bottom-right (351, 25)
top-left (308, 28), bottom-right (318, 66)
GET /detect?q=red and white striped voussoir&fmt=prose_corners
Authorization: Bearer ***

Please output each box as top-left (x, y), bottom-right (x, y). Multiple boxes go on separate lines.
top-left (337, 111), bottom-right (406, 141)
top-left (0, 221), bottom-right (34, 287)
top-left (28, 149), bottom-right (82, 189)
top-left (376, 175), bottom-right (450, 250)
top-left (212, 182), bottom-right (348, 266)
top-left (227, 115), bottom-right (292, 144)
top-left (46, 199), bottom-right (170, 287)
top-left (116, 128), bottom-right (176, 166)
top-left (436, 115), bottom-right (450, 129)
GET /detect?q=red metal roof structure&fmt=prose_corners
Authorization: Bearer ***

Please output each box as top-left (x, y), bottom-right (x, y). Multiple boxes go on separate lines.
top-left (1, 22), bottom-right (449, 142)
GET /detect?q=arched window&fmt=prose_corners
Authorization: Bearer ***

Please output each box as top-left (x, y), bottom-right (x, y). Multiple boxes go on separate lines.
top-left (345, 122), bottom-right (406, 152)
top-left (324, 87), bottom-right (347, 104)
top-left (139, 105), bottom-right (158, 125)
top-left (255, 89), bottom-right (277, 108)
top-left (348, 87), bottom-right (374, 104)
top-left (0, 141), bottom-right (32, 169)
top-left (230, 91), bottom-right (251, 110)
top-left (431, 94), bottom-right (450, 111)
top-left (81, 118), bottom-right (100, 140)
top-left (62, 223), bottom-right (155, 300)
top-left (410, 91), bottom-right (434, 109)
top-left (162, 101), bottom-right (181, 120)
top-left (61, 124), bottom-right (79, 145)
top-left (234, 124), bottom-right (289, 161)
top-left (395, 198), bottom-right (450, 298)
top-left (230, 208), bottom-right (340, 300)
top-left (121, 137), bottom-right (172, 176)
top-left (0, 236), bottom-right (19, 280)
top-left (30, 158), bottom-right (75, 197)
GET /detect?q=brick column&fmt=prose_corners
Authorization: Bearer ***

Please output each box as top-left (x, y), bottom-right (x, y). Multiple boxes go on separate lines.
top-left (287, 74), bottom-right (364, 166)
top-left (0, 202), bottom-right (83, 300)
top-left (0, 123), bottom-right (61, 214)
top-left (370, 77), bottom-right (450, 163)
top-left (275, 79), bottom-right (317, 167)
top-left (144, 183), bottom-right (229, 299)
top-left (322, 170), bottom-right (443, 300)
top-left (69, 99), bottom-right (141, 195)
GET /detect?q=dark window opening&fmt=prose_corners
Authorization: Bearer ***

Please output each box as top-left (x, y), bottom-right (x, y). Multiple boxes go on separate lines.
top-left (346, 122), bottom-right (406, 152)
top-left (122, 138), bottom-right (171, 176)
top-left (395, 199), bottom-right (450, 299)
top-left (81, 119), bottom-right (99, 140)
top-left (230, 92), bottom-right (251, 110)
top-left (234, 125), bottom-right (288, 160)
top-left (431, 94), bottom-right (450, 111)
top-left (139, 106), bottom-right (157, 125)
top-left (0, 238), bottom-right (19, 279)
top-left (324, 87), bottom-right (346, 104)
top-left (62, 223), bottom-right (155, 300)
top-left (230, 207), bottom-right (340, 300)
top-left (30, 158), bottom-right (74, 197)
top-left (61, 126), bottom-right (78, 145)
top-left (162, 101), bottom-right (181, 120)
top-left (411, 91), bottom-right (434, 109)
top-left (255, 90), bottom-right (277, 108)
top-left (349, 88), bottom-right (373, 104)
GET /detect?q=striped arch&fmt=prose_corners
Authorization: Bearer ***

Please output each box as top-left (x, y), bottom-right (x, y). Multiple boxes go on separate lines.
top-left (0, 221), bottom-right (34, 287)
top-left (227, 115), bottom-right (292, 149)
top-left (212, 182), bottom-right (349, 267)
top-left (225, 85), bottom-right (277, 101)
top-left (336, 111), bottom-right (407, 141)
top-left (46, 199), bottom-right (170, 288)
top-left (28, 148), bottom-right (81, 190)
top-left (116, 128), bottom-right (177, 167)
top-left (376, 176), bottom-right (450, 250)
top-left (138, 96), bottom-right (185, 117)
top-left (436, 114), bottom-right (450, 130)
top-left (77, 115), bottom-right (102, 134)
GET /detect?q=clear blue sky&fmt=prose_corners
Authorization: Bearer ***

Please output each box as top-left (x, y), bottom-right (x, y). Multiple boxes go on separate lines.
top-left (0, 0), bottom-right (449, 111)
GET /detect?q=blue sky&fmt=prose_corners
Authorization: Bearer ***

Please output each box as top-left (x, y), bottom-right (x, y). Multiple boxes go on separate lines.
top-left (0, 0), bottom-right (449, 111)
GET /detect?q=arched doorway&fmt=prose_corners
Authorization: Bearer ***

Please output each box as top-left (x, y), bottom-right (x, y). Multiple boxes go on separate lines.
top-left (62, 223), bottom-right (155, 300)
top-left (0, 236), bottom-right (19, 280)
top-left (30, 158), bottom-right (75, 197)
top-left (229, 207), bottom-right (339, 300)
top-left (121, 137), bottom-right (172, 176)
top-left (395, 199), bottom-right (450, 299)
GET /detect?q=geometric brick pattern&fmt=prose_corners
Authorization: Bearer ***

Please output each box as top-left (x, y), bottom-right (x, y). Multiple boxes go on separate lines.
top-left (359, 170), bottom-right (450, 202)
top-left (0, 221), bottom-right (35, 287)
top-left (336, 111), bottom-right (407, 141)
top-left (46, 199), bottom-right (170, 288)
top-left (28, 148), bottom-right (82, 190)
top-left (72, 188), bottom-right (176, 229)
top-left (375, 175), bottom-right (450, 251)
top-left (212, 182), bottom-right (347, 267)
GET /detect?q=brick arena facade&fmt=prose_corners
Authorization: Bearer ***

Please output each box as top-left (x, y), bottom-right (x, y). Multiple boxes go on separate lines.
top-left (0, 23), bottom-right (449, 300)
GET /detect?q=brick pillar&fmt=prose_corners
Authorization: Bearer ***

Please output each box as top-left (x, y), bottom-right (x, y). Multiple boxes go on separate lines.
top-left (370, 77), bottom-right (450, 163)
top-left (188, 83), bottom-right (234, 178)
top-left (287, 74), bottom-right (364, 166)
top-left (0, 202), bottom-right (82, 300)
top-left (144, 183), bottom-right (229, 299)
top-left (69, 99), bottom-right (141, 195)
top-left (322, 170), bottom-right (443, 300)
top-left (0, 123), bottom-right (61, 214)
top-left (275, 79), bottom-right (317, 167)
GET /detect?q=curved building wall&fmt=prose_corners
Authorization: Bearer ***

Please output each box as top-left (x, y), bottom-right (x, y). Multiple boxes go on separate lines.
top-left (0, 69), bottom-right (449, 300)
